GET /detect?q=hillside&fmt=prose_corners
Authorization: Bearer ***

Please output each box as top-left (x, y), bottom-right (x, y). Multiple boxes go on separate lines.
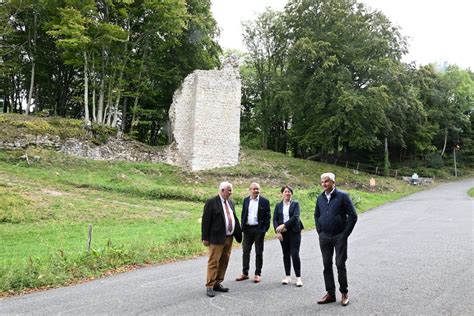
top-left (1, 114), bottom-right (423, 295)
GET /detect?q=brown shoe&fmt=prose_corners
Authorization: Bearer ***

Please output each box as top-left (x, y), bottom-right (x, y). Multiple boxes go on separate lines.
top-left (341, 293), bottom-right (349, 306)
top-left (235, 274), bottom-right (249, 281)
top-left (317, 293), bottom-right (336, 304)
top-left (254, 275), bottom-right (261, 283)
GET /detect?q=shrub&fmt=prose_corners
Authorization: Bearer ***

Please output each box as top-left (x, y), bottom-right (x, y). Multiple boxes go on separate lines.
top-left (425, 152), bottom-right (444, 168)
top-left (90, 123), bottom-right (117, 145)
top-left (240, 134), bottom-right (262, 150)
top-left (348, 192), bottom-right (362, 209)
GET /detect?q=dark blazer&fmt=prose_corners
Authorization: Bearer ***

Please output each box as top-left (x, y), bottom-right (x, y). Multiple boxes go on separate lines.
top-left (314, 188), bottom-right (357, 237)
top-left (273, 200), bottom-right (303, 233)
top-left (202, 195), bottom-right (242, 244)
top-left (241, 195), bottom-right (271, 233)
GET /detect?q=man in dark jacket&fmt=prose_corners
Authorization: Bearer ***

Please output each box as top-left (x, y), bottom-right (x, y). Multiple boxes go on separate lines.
top-left (314, 172), bottom-right (357, 306)
top-left (236, 182), bottom-right (271, 283)
top-left (202, 182), bottom-right (242, 297)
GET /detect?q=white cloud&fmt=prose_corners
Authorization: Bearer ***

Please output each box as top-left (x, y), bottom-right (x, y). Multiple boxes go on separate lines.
top-left (211, 0), bottom-right (473, 69)
top-left (211, 0), bottom-right (287, 51)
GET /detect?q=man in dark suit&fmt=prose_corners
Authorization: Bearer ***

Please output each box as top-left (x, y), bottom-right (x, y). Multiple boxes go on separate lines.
top-left (235, 182), bottom-right (271, 283)
top-left (202, 181), bottom-right (242, 297)
top-left (314, 172), bottom-right (358, 306)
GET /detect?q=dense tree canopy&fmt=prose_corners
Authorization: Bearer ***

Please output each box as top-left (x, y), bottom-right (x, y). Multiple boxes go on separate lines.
top-left (0, 0), bottom-right (220, 145)
top-left (240, 0), bottom-right (473, 168)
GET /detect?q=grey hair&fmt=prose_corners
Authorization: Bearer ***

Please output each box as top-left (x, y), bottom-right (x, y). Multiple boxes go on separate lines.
top-left (320, 172), bottom-right (336, 182)
top-left (219, 181), bottom-right (233, 191)
top-left (249, 182), bottom-right (260, 189)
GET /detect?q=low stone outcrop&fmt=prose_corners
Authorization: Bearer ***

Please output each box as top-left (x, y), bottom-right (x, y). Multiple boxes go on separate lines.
top-left (0, 134), bottom-right (170, 164)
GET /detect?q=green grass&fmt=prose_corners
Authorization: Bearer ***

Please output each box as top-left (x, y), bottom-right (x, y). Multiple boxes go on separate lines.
top-left (0, 143), bottom-right (423, 294)
top-left (468, 188), bottom-right (474, 197)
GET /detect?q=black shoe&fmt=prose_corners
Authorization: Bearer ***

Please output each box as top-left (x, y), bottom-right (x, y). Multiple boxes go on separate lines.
top-left (206, 288), bottom-right (215, 297)
top-left (213, 283), bottom-right (229, 292)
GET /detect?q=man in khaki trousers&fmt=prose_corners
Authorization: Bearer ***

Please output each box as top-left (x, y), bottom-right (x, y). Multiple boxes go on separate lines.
top-left (201, 182), bottom-right (242, 297)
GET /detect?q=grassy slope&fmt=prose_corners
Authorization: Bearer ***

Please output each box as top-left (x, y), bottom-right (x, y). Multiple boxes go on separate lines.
top-left (0, 114), bottom-right (424, 294)
top-left (0, 147), bottom-right (422, 294)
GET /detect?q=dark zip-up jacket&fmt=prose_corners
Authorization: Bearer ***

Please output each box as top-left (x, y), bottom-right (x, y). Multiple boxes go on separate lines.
top-left (314, 188), bottom-right (357, 237)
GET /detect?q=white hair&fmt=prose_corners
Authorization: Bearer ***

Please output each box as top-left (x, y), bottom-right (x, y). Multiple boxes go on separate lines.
top-left (219, 181), bottom-right (233, 191)
top-left (320, 172), bottom-right (336, 182)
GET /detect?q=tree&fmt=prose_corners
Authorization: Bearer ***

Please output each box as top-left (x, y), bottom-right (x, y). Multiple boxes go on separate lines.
top-left (283, 0), bottom-right (407, 158)
top-left (418, 64), bottom-right (473, 160)
top-left (242, 8), bottom-right (290, 152)
top-left (0, 0), bottom-right (16, 112)
top-left (437, 66), bottom-right (473, 157)
top-left (48, 3), bottom-right (98, 124)
top-left (2, 0), bottom-right (220, 143)
top-left (127, 0), bottom-right (220, 145)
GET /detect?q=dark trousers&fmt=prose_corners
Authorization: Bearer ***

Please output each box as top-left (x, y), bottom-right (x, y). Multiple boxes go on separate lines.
top-left (242, 225), bottom-right (265, 276)
top-left (279, 231), bottom-right (301, 277)
top-left (319, 232), bottom-right (348, 296)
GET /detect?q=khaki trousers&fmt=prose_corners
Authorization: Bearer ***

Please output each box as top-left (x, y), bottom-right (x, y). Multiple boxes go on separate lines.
top-left (206, 236), bottom-right (233, 288)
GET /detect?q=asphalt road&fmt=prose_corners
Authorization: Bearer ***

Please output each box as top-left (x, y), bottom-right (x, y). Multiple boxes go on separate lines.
top-left (1, 179), bottom-right (473, 315)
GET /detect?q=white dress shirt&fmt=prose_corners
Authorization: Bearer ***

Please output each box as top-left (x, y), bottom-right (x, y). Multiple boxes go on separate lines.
top-left (283, 201), bottom-right (291, 223)
top-left (247, 196), bottom-right (259, 225)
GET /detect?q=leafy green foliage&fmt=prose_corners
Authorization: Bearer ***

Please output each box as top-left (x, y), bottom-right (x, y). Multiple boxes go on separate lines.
top-left (240, 0), bottom-right (473, 168)
top-left (425, 152), bottom-right (444, 168)
top-left (1, 0), bottom-right (220, 141)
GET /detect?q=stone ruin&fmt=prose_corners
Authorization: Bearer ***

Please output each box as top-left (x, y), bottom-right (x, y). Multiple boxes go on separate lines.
top-left (0, 56), bottom-right (242, 172)
top-left (167, 55), bottom-right (241, 171)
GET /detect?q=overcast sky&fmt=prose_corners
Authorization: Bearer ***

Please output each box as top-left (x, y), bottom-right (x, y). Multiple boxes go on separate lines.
top-left (211, 0), bottom-right (473, 70)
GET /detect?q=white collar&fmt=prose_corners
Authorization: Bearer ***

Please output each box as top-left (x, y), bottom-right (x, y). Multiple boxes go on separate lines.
top-left (219, 195), bottom-right (227, 203)
top-left (325, 187), bottom-right (335, 197)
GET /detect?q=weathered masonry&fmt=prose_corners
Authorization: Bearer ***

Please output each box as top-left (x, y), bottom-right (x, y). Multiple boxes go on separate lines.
top-left (168, 57), bottom-right (241, 171)
top-left (0, 58), bottom-right (242, 172)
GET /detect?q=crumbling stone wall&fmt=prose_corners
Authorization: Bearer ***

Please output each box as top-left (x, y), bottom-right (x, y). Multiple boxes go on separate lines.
top-left (0, 57), bottom-right (242, 171)
top-left (168, 57), bottom-right (241, 171)
top-left (0, 135), bottom-right (169, 163)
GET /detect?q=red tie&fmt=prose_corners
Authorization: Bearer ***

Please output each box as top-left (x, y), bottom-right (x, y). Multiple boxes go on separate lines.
top-left (224, 200), bottom-right (233, 233)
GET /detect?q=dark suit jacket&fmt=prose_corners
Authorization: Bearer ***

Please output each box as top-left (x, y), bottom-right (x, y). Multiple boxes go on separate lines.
top-left (241, 195), bottom-right (271, 233)
top-left (202, 195), bottom-right (242, 244)
top-left (273, 200), bottom-right (303, 233)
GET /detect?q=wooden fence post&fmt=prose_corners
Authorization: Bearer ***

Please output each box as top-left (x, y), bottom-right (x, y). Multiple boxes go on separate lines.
top-left (87, 224), bottom-right (92, 252)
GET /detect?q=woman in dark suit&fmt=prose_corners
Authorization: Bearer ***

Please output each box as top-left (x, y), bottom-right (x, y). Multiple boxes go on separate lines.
top-left (273, 185), bottom-right (303, 287)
